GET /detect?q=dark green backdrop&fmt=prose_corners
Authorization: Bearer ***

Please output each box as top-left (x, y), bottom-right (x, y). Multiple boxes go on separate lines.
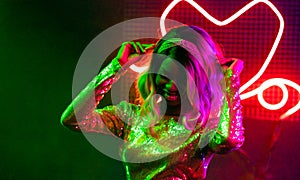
top-left (1, 0), bottom-right (125, 179)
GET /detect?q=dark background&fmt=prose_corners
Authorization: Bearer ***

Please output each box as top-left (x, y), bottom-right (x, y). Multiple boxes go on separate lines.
top-left (1, 0), bottom-right (299, 179)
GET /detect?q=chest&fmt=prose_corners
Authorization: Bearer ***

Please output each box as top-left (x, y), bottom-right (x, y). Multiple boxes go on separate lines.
top-left (122, 121), bottom-right (200, 164)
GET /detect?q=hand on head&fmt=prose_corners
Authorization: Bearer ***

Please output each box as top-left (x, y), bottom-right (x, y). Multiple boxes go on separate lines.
top-left (116, 41), bottom-right (155, 66)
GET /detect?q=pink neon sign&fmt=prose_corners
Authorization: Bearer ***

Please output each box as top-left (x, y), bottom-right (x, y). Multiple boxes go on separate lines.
top-left (158, 0), bottom-right (299, 119)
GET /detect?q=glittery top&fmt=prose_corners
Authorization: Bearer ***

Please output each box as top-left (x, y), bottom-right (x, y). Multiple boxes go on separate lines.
top-left (61, 58), bottom-right (245, 180)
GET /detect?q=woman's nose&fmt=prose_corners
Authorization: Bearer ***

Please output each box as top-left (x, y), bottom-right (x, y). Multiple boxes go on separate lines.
top-left (166, 80), bottom-right (177, 91)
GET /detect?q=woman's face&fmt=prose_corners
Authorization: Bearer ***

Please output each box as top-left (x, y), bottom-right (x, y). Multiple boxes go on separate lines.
top-left (155, 58), bottom-right (186, 107)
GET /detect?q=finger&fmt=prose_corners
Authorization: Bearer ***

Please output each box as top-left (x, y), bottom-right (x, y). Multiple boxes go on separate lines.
top-left (121, 42), bottom-right (136, 54)
top-left (130, 42), bottom-right (140, 54)
top-left (142, 43), bottom-right (155, 51)
top-left (136, 42), bottom-right (146, 53)
top-left (121, 42), bottom-right (133, 55)
top-left (230, 59), bottom-right (244, 75)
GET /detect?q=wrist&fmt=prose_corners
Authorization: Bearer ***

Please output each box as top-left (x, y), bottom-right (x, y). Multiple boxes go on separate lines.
top-left (111, 58), bottom-right (122, 70)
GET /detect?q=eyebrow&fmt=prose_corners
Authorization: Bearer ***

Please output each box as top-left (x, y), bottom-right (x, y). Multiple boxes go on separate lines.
top-left (157, 74), bottom-right (168, 80)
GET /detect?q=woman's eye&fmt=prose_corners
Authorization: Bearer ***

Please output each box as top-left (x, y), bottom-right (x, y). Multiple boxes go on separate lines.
top-left (156, 75), bottom-right (169, 84)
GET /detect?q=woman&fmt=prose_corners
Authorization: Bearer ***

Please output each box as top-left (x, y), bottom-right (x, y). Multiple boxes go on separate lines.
top-left (61, 25), bottom-right (245, 179)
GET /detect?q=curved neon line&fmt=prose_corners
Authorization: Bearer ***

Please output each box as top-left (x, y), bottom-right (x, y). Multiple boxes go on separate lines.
top-left (159, 0), bottom-right (300, 119)
top-left (160, 0), bottom-right (285, 94)
top-left (241, 78), bottom-right (300, 119)
top-left (256, 79), bottom-right (288, 110)
top-left (160, 0), bottom-right (182, 36)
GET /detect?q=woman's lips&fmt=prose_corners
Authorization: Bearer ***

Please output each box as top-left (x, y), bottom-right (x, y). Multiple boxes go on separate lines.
top-left (163, 89), bottom-right (179, 101)
top-left (165, 94), bottom-right (178, 101)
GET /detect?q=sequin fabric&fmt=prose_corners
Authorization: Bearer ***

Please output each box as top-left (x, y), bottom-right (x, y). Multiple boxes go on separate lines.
top-left (61, 58), bottom-right (245, 179)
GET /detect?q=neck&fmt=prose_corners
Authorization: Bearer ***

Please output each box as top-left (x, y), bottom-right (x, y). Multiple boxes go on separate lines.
top-left (165, 105), bottom-right (181, 117)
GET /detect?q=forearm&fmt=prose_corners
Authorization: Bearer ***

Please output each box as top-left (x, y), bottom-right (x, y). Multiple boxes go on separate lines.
top-left (60, 58), bottom-right (122, 131)
top-left (209, 68), bottom-right (245, 153)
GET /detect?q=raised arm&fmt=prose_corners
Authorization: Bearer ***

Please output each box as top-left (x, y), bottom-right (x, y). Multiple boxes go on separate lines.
top-left (60, 42), bottom-right (153, 137)
top-left (60, 58), bottom-right (125, 135)
top-left (209, 58), bottom-right (245, 153)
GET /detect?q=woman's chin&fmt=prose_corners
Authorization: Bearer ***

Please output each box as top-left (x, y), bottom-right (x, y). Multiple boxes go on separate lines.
top-left (166, 99), bottom-right (181, 107)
